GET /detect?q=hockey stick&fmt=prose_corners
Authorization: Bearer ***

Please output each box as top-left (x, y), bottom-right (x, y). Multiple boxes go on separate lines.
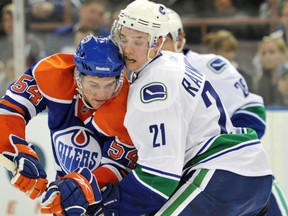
top-left (0, 154), bottom-right (16, 172)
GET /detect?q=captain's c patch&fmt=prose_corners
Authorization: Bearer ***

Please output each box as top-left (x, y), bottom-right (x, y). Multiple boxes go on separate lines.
top-left (140, 82), bottom-right (167, 103)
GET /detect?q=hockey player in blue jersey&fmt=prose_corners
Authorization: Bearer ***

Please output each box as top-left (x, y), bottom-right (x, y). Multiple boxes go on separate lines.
top-left (73, 0), bottom-right (272, 215)
top-left (0, 35), bottom-right (138, 215)
top-left (161, 8), bottom-right (288, 216)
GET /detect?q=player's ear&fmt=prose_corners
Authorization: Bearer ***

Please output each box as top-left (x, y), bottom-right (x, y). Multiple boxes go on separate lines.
top-left (149, 37), bottom-right (164, 59)
top-left (155, 37), bottom-right (165, 51)
top-left (177, 32), bottom-right (186, 51)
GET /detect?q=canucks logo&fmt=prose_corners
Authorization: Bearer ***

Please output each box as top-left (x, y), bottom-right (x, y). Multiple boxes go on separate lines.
top-left (140, 82), bottom-right (167, 103)
top-left (208, 57), bottom-right (228, 74)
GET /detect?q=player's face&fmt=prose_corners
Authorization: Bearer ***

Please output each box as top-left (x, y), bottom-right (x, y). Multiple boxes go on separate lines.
top-left (119, 27), bottom-right (150, 72)
top-left (162, 35), bottom-right (176, 52)
top-left (81, 75), bottom-right (117, 109)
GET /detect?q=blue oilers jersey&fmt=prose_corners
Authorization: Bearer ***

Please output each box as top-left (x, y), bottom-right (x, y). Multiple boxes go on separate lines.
top-left (0, 53), bottom-right (137, 187)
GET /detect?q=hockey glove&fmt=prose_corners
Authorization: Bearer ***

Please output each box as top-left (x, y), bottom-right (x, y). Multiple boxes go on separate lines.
top-left (2, 136), bottom-right (48, 200)
top-left (41, 167), bottom-right (102, 216)
top-left (85, 183), bottom-right (120, 216)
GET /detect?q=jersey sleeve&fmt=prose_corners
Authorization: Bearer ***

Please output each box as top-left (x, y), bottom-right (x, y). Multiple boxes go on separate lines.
top-left (191, 53), bottom-right (267, 139)
top-left (0, 63), bottom-right (47, 153)
top-left (0, 53), bottom-right (75, 154)
top-left (231, 93), bottom-right (266, 139)
top-left (93, 138), bottom-right (137, 189)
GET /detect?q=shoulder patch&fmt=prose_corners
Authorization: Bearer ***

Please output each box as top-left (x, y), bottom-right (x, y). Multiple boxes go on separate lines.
top-left (140, 82), bottom-right (167, 103)
top-left (207, 57), bottom-right (228, 74)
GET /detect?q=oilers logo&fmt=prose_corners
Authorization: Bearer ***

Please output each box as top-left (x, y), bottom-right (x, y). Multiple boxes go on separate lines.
top-left (53, 126), bottom-right (101, 174)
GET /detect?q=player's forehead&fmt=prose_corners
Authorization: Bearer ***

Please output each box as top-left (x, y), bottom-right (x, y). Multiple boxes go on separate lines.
top-left (120, 27), bottom-right (148, 40)
top-left (82, 75), bottom-right (116, 84)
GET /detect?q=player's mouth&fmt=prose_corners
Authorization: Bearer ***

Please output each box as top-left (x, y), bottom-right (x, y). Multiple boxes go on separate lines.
top-left (125, 56), bottom-right (136, 63)
top-left (95, 99), bottom-right (106, 103)
top-left (91, 99), bottom-right (106, 109)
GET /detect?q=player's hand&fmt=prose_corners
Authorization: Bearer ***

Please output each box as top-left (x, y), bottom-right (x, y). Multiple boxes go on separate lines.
top-left (41, 167), bottom-right (102, 216)
top-left (85, 183), bottom-right (120, 216)
top-left (2, 136), bottom-right (48, 200)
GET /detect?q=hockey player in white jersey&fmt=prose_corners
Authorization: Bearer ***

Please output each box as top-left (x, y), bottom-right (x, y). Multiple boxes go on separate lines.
top-left (162, 9), bottom-right (266, 139)
top-left (161, 8), bottom-right (288, 216)
top-left (76, 1), bottom-right (273, 215)
top-left (26, 1), bottom-right (272, 215)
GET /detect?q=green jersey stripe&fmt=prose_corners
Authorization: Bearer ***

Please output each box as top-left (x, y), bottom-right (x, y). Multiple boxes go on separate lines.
top-left (241, 105), bottom-right (266, 121)
top-left (184, 128), bottom-right (258, 169)
top-left (273, 180), bottom-right (288, 215)
top-left (134, 165), bottom-right (179, 197)
top-left (158, 169), bottom-right (209, 216)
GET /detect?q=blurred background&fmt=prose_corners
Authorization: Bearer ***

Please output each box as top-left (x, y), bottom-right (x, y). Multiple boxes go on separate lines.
top-left (0, 0), bottom-right (287, 215)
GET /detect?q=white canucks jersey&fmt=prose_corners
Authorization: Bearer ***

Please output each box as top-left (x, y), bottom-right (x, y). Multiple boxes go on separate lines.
top-left (125, 51), bottom-right (271, 178)
top-left (114, 51), bottom-right (271, 215)
top-left (184, 49), bottom-right (262, 116)
top-left (184, 49), bottom-right (266, 138)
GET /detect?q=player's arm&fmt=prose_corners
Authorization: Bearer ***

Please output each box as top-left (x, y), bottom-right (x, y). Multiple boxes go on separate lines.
top-left (231, 102), bottom-right (266, 139)
top-left (0, 63), bottom-right (48, 199)
top-left (205, 56), bottom-right (267, 139)
top-left (0, 63), bottom-right (47, 152)
top-left (93, 138), bottom-right (137, 189)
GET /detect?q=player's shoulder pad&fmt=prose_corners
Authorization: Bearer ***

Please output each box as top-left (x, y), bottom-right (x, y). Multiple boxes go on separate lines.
top-left (137, 52), bottom-right (181, 105)
top-left (33, 53), bottom-right (76, 100)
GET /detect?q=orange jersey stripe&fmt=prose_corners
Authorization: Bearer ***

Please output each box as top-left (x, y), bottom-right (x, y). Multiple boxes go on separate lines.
top-left (33, 53), bottom-right (76, 100)
top-left (0, 99), bottom-right (25, 116)
top-left (94, 75), bottom-right (133, 145)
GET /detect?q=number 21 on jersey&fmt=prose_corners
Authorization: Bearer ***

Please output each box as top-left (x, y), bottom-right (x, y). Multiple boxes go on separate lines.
top-left (149, 123), bottom-right (166, 148)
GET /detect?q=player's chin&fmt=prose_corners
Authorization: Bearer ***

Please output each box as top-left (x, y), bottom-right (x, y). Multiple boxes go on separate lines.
top-left (124, 59), bottom-right (136, 70)
top-left (125, 62), bottom-right (141, 72)
top-left (91, 100), bottom-right (106, 109)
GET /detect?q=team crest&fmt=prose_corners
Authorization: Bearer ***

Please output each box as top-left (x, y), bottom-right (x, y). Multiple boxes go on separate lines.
top-left (140, 82), bottom-right (167, 103)
top-left (207, 57), bottom-right (228, 74)
top-left (53, 126), bottom-right (101, 174)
